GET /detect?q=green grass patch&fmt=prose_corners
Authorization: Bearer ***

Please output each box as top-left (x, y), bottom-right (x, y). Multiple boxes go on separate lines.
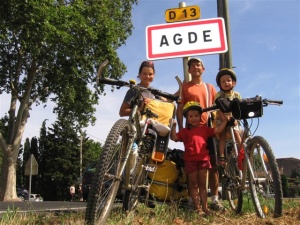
top-left (0, 198), bottom-right (300, 224)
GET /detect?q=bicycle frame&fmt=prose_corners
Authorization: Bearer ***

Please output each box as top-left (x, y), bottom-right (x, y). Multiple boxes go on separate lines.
top-left (123, 105), bottom-right (158, 192)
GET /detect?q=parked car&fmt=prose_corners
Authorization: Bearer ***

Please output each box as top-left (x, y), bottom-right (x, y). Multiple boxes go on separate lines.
top-left (29, 194), bottom-right (43, 201)
top-left (17, 187), bottom-right (29, 201)
top-left (82, 161), bottom-right (97, 201)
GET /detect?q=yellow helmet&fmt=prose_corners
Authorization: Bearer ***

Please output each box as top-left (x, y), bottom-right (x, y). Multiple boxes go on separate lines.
top-left (183, 101), bottom-right (202, 118)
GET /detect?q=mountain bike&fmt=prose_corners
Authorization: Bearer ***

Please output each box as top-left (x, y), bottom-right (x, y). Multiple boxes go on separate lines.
top-left (215, 96), bottom-right (283, 218)
top-left (85, 61), bottom-right (181, 225)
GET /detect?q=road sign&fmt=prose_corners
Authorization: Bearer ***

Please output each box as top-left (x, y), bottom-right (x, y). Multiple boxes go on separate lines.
top-left (25, 154), bottom-right (38, 175)
top-left (165, 5), bottom-right (200, 23)
top-left (146, 18), bottom-right (227, 60)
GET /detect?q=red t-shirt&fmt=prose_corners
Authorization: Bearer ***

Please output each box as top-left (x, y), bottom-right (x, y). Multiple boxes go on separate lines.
top-left (176, 126), bottom-right (215, 161)
top-left (181, 81), bottom-right (216, 125)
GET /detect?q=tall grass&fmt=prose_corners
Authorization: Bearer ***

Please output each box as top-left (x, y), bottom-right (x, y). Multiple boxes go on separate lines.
top-left (0, 198), bottom-right (299, 224)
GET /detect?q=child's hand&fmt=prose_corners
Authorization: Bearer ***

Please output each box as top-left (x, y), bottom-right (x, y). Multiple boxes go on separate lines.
top-left (170, 118), bottom-right (176, 126)
top-left (144, 97), bottom-right (151, 105)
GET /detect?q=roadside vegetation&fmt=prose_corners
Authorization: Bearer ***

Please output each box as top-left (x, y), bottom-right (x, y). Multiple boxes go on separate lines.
top-left (0, 198), bottom-right (299, 225)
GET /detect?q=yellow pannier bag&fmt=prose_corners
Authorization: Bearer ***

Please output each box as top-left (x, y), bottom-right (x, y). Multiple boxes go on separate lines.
top-left (142, 99), bottom-right (175, 126)
top-left (148, 160), bottom-right (189, 201)
top-left (142, 99), bottom-right (176, 163)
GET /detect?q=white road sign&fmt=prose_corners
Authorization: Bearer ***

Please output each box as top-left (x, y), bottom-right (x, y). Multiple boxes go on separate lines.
top-left (146, 18), bottom-right (227, 60)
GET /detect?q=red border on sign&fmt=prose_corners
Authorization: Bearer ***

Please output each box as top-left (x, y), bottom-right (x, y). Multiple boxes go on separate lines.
top-left (146, 18), bottom-right (227, 60)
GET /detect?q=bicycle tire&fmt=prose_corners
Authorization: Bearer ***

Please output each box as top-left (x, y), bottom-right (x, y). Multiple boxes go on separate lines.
top-left (85, 119), bottom-right (130, 225)
top-left (223, 151), bottom-right (243, 212)
top-left (247, 136), bottom-right (283, 218)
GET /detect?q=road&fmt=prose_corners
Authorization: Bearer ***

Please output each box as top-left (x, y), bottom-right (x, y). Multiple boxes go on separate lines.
top-left (0, 201), bottom-right (86, 216)
top-left (1, 198), bottom-right (299, 217)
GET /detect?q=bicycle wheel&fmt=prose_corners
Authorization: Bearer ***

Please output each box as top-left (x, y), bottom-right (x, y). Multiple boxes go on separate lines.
top-left (247, 136), bottom-right (282, 218)
top-left (222, 147), bottom-right (243, 212)
top-left (85, 119), bottom-right (131, 225)
top-left (122, 156), bottom-right (147, 212)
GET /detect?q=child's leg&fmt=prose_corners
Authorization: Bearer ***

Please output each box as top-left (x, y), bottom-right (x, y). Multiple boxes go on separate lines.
top-left (219, 130), bottom-right (226, 157)
top-left (198, 168), bottom-right (210, 215)
top-left (233, 129), bottom-right (242, 149)
top-left (217, 111), bottom-right (226, 159)
top-left (187, 171), bottom-right (201, 211)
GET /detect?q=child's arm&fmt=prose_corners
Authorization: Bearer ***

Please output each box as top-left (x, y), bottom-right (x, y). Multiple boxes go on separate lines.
top-left (170, 119), bottom-right (179, 141)
top-left (214, 111), bottom-right (228, 135)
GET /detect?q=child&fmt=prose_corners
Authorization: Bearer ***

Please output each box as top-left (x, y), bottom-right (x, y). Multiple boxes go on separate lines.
top-left (215, 68), bottom-right (242, 165)
top-left (171, 101), bottom-right (228, 216)
top-left (119, 60), bottom-right (156, 117)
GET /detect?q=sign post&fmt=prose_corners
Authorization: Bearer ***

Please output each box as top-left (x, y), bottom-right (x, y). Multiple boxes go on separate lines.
top-left (146, 18), bottom-right (227, 60)
top-left (25, 154), bottom-right (38, 200)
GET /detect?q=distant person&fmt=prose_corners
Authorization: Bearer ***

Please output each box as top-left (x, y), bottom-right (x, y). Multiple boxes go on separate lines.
top-left (171, 101), bottom-right (228, 216)
top-left (78, 184), bottom-right (83, 201)
top-left (215, 68), bottom-right (242, 165)
top-left (70, 185), bottom-right (75, 201)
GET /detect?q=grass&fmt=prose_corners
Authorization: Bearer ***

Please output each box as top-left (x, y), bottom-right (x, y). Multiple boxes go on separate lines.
top-left (0, 198), bottom-right (299, 225)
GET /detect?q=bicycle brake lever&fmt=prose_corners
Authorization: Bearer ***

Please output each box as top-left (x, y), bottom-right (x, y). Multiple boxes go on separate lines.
top-left (175, 76), bottom-right (182, 103)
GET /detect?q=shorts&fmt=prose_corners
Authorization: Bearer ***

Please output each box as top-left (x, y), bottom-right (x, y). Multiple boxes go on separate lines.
top-left (184, 160), bottom-right (212, 175)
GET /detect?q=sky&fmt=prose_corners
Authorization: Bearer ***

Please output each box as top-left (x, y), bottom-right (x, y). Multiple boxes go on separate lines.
top-left (1, 0), bottom-right (299, 159)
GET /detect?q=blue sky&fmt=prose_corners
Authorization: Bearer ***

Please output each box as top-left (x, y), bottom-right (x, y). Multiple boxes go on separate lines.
top-left (1, 0), bottom-right (299, 159)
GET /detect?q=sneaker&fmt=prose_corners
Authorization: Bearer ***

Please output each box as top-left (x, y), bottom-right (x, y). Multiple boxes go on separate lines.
top-left (210, 200), bottom-right (225, 211)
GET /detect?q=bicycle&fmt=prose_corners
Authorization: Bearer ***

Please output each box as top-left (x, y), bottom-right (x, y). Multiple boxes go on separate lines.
top-left (85, 61), bottom-right (181, 225)
top-left (214, 96), bottom-right (283, 218)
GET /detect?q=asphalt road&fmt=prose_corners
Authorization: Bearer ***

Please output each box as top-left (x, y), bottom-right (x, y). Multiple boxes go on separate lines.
top-left (0, 201), bottom-right (86, 216)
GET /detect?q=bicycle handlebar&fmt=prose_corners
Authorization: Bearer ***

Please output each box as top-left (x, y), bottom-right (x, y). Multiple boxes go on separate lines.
top-left (262, 98), bottom-right (283, 106)
top-left (201, 96), bottom-right (283, 115)
top-left (96, 60), bottom-right (180, 102)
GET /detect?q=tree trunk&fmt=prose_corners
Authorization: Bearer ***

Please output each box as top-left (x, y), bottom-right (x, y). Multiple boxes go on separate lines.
top-left (0, 100), bottom-right (28, 201)
top-left (0, 146), bottom-right (19, 201)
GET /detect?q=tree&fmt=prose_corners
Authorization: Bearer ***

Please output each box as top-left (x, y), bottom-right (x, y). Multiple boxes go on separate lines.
top-left (0, 0), bottom-right (138, 200)
top-left (33, 119), bottom-right (102, 200)
top-left (281, 174), bottom-right (289, 197)
top-left (82, 135), bottom-right (102, 165)
top-left (40, 117), bottom-right (80, 201)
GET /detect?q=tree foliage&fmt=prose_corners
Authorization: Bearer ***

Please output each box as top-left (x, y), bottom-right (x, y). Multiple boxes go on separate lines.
top-left (17, 118), bottom-right (102, 200)
top-left (0, 0), bottom-right (138, 200)
top-left (39, 117), bottom-right (81, 200)
top-left (281, 174), bottom-right (289, 198)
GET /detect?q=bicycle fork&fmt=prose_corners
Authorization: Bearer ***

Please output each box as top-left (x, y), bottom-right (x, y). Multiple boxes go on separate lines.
top-left (243, 139), bottom-right (273, 187)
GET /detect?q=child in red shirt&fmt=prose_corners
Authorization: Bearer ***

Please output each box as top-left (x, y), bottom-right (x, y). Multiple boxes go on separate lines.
top-left (171, 101), bottom-right (228, 216)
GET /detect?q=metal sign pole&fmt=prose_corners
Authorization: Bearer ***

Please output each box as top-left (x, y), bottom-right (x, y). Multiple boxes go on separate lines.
top-left (217, 0), bottom-right (232, 69)
top-left (29, 154), bottom-right (32, 200)
top-left (179, 2), bottom-right (191, 82)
